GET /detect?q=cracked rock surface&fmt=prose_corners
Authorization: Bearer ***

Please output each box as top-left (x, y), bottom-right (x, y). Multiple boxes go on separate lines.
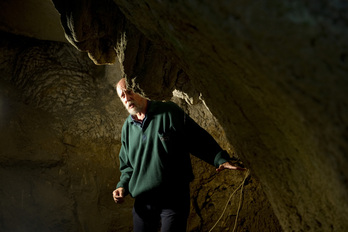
top-left (0, 32), bottom-right (280, 231)
top-left (1, 0), bottom-right (348, 231)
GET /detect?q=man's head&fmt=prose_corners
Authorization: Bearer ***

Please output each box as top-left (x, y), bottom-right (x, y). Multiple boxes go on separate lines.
top-left (116, 78), bottom-right (148, 116)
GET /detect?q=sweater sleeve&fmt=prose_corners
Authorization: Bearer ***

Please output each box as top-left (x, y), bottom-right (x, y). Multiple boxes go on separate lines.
top-left (183, 113), bottom-right (231, 167)
top-left (116, 140), bottom-right (133, 193)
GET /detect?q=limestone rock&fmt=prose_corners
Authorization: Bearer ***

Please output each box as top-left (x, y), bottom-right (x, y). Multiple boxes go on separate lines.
top-left (1, 0), bottom-right (348, 231)
top-left (0, 32), bottom-right (280, 231)
top-left (51, 0), bottom-right (348, 231)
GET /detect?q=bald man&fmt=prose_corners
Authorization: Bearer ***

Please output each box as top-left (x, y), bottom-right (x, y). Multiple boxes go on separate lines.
top-left (113, 78), bottom-right (245, 232)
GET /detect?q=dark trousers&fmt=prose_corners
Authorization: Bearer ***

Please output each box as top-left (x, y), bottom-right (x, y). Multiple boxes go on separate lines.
top-left (132, 186), bottom-right (190, 232)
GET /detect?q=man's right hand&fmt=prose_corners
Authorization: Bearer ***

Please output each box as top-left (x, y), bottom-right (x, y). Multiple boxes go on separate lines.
top-left (113, 187), bottom-right (125, 204)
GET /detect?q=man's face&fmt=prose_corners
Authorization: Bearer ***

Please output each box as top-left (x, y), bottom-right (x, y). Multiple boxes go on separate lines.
top-left (116, 80), bottom-right (146, 115)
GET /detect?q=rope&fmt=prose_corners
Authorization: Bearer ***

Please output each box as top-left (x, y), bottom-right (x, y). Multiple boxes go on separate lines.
top-left (208, 169), bottom-right (250, 232)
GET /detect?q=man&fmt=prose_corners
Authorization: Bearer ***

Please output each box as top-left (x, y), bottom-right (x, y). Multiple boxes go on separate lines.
top-left (113, 78), bottom-right (245, 232)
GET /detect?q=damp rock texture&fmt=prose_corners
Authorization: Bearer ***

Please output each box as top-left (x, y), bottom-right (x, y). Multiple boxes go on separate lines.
top-left (51, 0), bottom-right (348, 232)
top-left (0, 31), bottom-right (280, 232)
top-left (0, 32), bottom-right (132, 232)
top-left (174, 99), bottom-right (281, 232)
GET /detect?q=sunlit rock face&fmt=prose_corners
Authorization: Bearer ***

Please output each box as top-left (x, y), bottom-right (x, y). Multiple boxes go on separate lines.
top-left (51, 0), bottom-right (348, 231)
top-left (1, 0), bottom-right (348, 231)
top-left (0, 32), bottom-right (280, 231)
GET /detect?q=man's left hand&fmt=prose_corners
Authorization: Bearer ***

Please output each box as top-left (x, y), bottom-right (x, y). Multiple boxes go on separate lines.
top-left (216, 161), bottom-right (247, 172)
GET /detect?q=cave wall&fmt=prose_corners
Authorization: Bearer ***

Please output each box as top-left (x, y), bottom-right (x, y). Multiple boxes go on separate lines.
top-left (0, 0), bottom-right (65, 42)
top-left (0, 32), bottom-right (281, 231)
top-left (50, 0), bottom-right (348, 231)
top-left (177, 100), bottom-right (281, 232)
top-left (0, 32), bottom-right (132, 231)
top-left (1, 0), bottom-right (347, 231)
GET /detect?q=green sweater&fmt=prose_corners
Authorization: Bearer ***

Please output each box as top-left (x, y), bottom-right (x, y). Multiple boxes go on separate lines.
top-left (116, 101), bottom-right (230, 198)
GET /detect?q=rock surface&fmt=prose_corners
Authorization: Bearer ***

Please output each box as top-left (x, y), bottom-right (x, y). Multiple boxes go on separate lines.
top-left (0, 32), bottom-right (280, 231)
top-left (51, 0), bottom-right (348, 231)
top-left (1, 0), bottom-right (348, 231)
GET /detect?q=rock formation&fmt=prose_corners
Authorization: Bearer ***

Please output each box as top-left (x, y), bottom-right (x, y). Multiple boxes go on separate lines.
top-left (52, 0), bottom-right (348, 231)
top-left (0, 31), bottom-right (280, 231)
top-left (1, 0), bottom-right (348, 231)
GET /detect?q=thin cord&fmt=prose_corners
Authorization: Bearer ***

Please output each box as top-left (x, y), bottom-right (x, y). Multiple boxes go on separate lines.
top-left (208, 169), bottom-right (250, 232)
top-left (232, 170), bottom-right (248, 232)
